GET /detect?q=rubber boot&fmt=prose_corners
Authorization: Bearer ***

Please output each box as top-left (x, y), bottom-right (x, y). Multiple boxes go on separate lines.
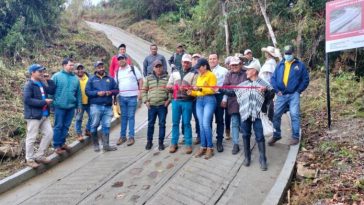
top-left (242, 137), bottom-right (251, 166)
top-left (257, 141), bottom-right (267, 171)
top-left (91, 132), bottom-right (100, 152)
top-left (102, 134), bottom-right (117, 151)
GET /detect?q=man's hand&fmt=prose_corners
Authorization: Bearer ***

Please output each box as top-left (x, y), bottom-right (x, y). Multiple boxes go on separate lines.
top-left (105, 91), bottom-right (112, 96)
top-left (145, 102), bottom-right (151, 109)
top-left (45, 99), bottom-right (53, 105)
top-left (221, 101), bottom-right (227, 108)
top-left (258, 86), bottom-right (267, 92)
top-left (97, 91), bottom-right (106, 96)
top-left (164, 100), bottom-right (170, 107)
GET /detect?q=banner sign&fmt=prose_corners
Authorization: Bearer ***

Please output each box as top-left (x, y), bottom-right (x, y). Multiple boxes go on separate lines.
top-left (326, 0), bottom-right (364, 53)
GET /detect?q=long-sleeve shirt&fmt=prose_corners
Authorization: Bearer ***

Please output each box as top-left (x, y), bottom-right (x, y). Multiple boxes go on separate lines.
top-left (143, 54), bottom-right (167, 77)
top-left (190, 71), bottom-right (217, 97)
top-left (109, 54), bottom-right (132, 78)
top-left (211, 65), bottom-right (228, 87)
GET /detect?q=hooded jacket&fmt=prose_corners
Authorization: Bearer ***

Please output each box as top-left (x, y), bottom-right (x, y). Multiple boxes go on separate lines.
top-left (52, 70), bottom-right (82, 109)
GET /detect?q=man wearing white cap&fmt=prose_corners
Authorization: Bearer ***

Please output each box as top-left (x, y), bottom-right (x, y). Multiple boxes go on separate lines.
top-left (244, 49), bottom-right (261, 68)
top-left (167, 54), bottom-right (198, 154)
top-left (234, 59), bottom-right (274, 171)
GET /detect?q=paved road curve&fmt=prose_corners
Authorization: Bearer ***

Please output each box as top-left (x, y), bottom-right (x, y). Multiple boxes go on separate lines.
top-left (0, 22), bottom-right (293, 205)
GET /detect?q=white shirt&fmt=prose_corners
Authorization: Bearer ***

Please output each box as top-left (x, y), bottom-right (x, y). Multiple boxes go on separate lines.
top-left (116, 65), bottom-right (142, 97)
top-left (212, 64), bottom-right (228, 86)
top-left (259, 58), bottom-right (276, 84)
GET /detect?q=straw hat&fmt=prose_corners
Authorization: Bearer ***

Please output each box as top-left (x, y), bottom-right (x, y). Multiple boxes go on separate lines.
top-left (261, 46), bottom-right (277, 57)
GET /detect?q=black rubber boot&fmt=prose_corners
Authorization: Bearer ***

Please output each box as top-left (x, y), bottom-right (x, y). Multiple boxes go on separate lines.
top-left (242, 137), bottom-right (251, 166)
top-left (257, 141), bottom-right (267, 171)
top-left (102, 134), bottom-right (117, 151)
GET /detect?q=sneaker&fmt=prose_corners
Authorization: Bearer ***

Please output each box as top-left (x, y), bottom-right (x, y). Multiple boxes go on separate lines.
top-left (127, 138), bottom-right (135, 146)
top-left (204, 148), bottom-right (214, 160)
top-left (117, 137), bottom-right (127, 145)
top-left (195, 148), bottom-right (206, 158)
top-left (77, 134), bottom-right (84, 142)
top-left (55, 148), bottom-right (66, 155)
top-left (169, 145), bottom-right (178, 153)
top-left (94, 146), bottom-right (100, 152)
top-left (232, 144), bottom-right (240, 155)
top-left (268, 137), bottom-right (281, 146)
top-left (27, 160), bottom-right (40, 168)
top-left (185, 146), bottom-right (192, 154)
top-left (145, 141), bottom-right (153, 150)
top-left (35, 156), bottom-right (51, 164)
top-left (61, 144), bottom-right (71, 152)
top-left (103, 145), bottom-right (117, 152)
top-left (288, 138), bottom-right (299, 146)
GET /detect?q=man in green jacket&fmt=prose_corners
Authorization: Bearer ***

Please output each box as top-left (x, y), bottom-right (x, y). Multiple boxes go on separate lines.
top-left (52, 58), bottom-right (82, 154)
top-left (142, 60), bottom-right (171, 151)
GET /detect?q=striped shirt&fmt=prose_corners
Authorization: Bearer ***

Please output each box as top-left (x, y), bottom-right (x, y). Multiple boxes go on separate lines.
top-left (234, 78), bottom-right (272, 121)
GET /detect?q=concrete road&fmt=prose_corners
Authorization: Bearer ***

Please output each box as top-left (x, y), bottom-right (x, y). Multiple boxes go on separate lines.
top-left (0, 22), bottom-right (294, 205)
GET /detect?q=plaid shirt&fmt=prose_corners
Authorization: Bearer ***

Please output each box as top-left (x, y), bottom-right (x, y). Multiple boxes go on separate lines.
top-left (234, 78), bottom-right (273, 121)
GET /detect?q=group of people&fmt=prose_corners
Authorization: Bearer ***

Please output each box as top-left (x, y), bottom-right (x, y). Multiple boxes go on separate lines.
top-left (23, 42), bottom-right (309, 171)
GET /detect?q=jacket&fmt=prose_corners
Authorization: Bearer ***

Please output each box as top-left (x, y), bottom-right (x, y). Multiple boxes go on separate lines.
top-left (109, 54), bottom-right (132, 78)
top-left (271, 58), bottom-right (309, 94)
top-left (142, 72), bottom-right (171, 106)
top-left (190, 71), bottom-right (217, 97)
top-left (78, 74), bottom-right (89, 105)
top-left (168, 52), bottom-right (185, 71)
top-left (221, 70), bottom-right (247, 115)
top-left (23, 79), bottom-right (56, 120)
top-left (167, 67), bottom-right (198, 101)
top-left (86, 73), bottom-right (118, 106)
top-left (143, 54), bottom-right (168, 77)
top-left (52, 70), bottom-right (82, 109)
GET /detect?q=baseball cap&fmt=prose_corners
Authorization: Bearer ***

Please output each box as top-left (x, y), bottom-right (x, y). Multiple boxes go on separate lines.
top-left (117, 54), bottom-right (127, 60)
top-left (284, 45), bottom-right (294, 54)
top-left (153, 60), bottom-right (163, 67)
top-left (244, 59), bottom-right (261, 72)
top-left (181, 54), bottom-right (192, 62)
top-left (229, 57), bottom-right (241, 65)
top-left (177, 43), bottom-right (184, 48)
top-left (28, 64), bottom-right (45, 73)
top-left (244, 49), bottom-right (252, 55)
top-left (94, 61), bottom-right (104, 68)
top-left (194, 58), bottom-right (209, 68)
top-left (74, 63), bottom-right (84, 70)
top-left (192, 53), bottom-right (202, 58)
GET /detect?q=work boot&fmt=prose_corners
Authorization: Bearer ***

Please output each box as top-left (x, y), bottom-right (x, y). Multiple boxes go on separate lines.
top-left (169, 144), bottom-right (178, 153)
top-left (216, 141), bottom-right (224, 152)
top-left (127, 138), bottom-right (135, 146)
top-left (194, 137), bottom-right (200, 145)
top-left (102, 134), bottom-right (117, 151)
top-left (268, 136), bottom-right (281, 146)
top-left (158, 140), bottom-right (165, 151)
top-left (257, 141), bottom-right (267, 171)
top-left (77, 134), bottom-right (84, 142)
top-left (35, 156), bottom-right (51, 164)
top-left (225, 129), bottom-right (231, 140)
top-left (195, 147), bottom-right (206, 158)
top-left (26, 160), bottom-right (39, 169)
top-left (242, 138), bottom-right (251, 167)
top-left (185, 146), bottom-right (193, 154)
top-left (145, 141), bottom-right (153, 150)
top-left (55, 147), bottom-right (66, 155)
top-left (204, 148), bottom-right (214, 159)
top-left (117, 137), bottom-right (127, 145)
top-left (232, 144), bottom-right (240, 155)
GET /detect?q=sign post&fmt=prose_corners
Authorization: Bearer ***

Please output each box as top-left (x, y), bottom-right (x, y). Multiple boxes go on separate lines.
top-left (326, 0), bottom-right (364, 128)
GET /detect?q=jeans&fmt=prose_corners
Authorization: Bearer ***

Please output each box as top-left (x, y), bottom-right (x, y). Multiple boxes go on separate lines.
top-left (225, 109), bottom-right (231, 131)
top-left (241, 117), bottom-right (265, 143)
top-left (273, 92), bottom-right (300, 140)
top-left (26, 117), bottom-right (53, 161)
top-left (213, 94), bottom-right (225, 142)
top-left (171, 100), bottom-right (193, 146)
top-left (74, 104), bottom-right (91, 135)
top-left (196, 96), bottom-right (216, 148)
top-left (53, 107), bottom-right (75, 148)
top-left (90, 104), bottom-right (113, 136)
top-left (119, 96), bottom-right (137, 139)
top-left (147, 105), bottom-right (167, 142)
top-left (231, 114), bottom-right (241, 145)
top-left (181, 100), bottom-right (200, 138)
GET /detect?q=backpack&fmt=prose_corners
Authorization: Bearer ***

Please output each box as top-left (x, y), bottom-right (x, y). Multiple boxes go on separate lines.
top-left (115, 65), bottom-right (139, 89)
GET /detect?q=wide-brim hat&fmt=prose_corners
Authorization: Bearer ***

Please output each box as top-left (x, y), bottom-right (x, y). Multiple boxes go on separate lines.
top-left (261, 46), bottom-right (277, 57)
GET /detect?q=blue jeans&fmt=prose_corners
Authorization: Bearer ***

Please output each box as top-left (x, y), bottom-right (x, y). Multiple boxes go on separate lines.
top-left (90, 104), bottom-right (113, 136)
top-left (53, 107), bottom-right (75, 148)
top-left (231, 114), bottom-right (241, 145)
top-left (119, 96), bottom-right (137, 139)
top-left (74, 104), bottom-right (91, 135)
top-left (273, 92), bottom-right (300, 140)
top-left (147, 105), bottom-right (167, 142)
top-left (213, 94), bottom-right (225, 142)
top-left (171, 100), bottom-right (193, 146)
top-left (241, 117), bottom-right (265, 143)
top-left (196, 96), bottom-right (216, 148)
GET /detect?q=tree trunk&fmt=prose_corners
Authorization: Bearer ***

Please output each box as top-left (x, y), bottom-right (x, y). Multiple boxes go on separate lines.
top-left (296, 20), bottom-right (304, 59)
top-left (257, 0), bottom-right (278, 47)
top-left (221, 0), bottom-right (230, 55)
